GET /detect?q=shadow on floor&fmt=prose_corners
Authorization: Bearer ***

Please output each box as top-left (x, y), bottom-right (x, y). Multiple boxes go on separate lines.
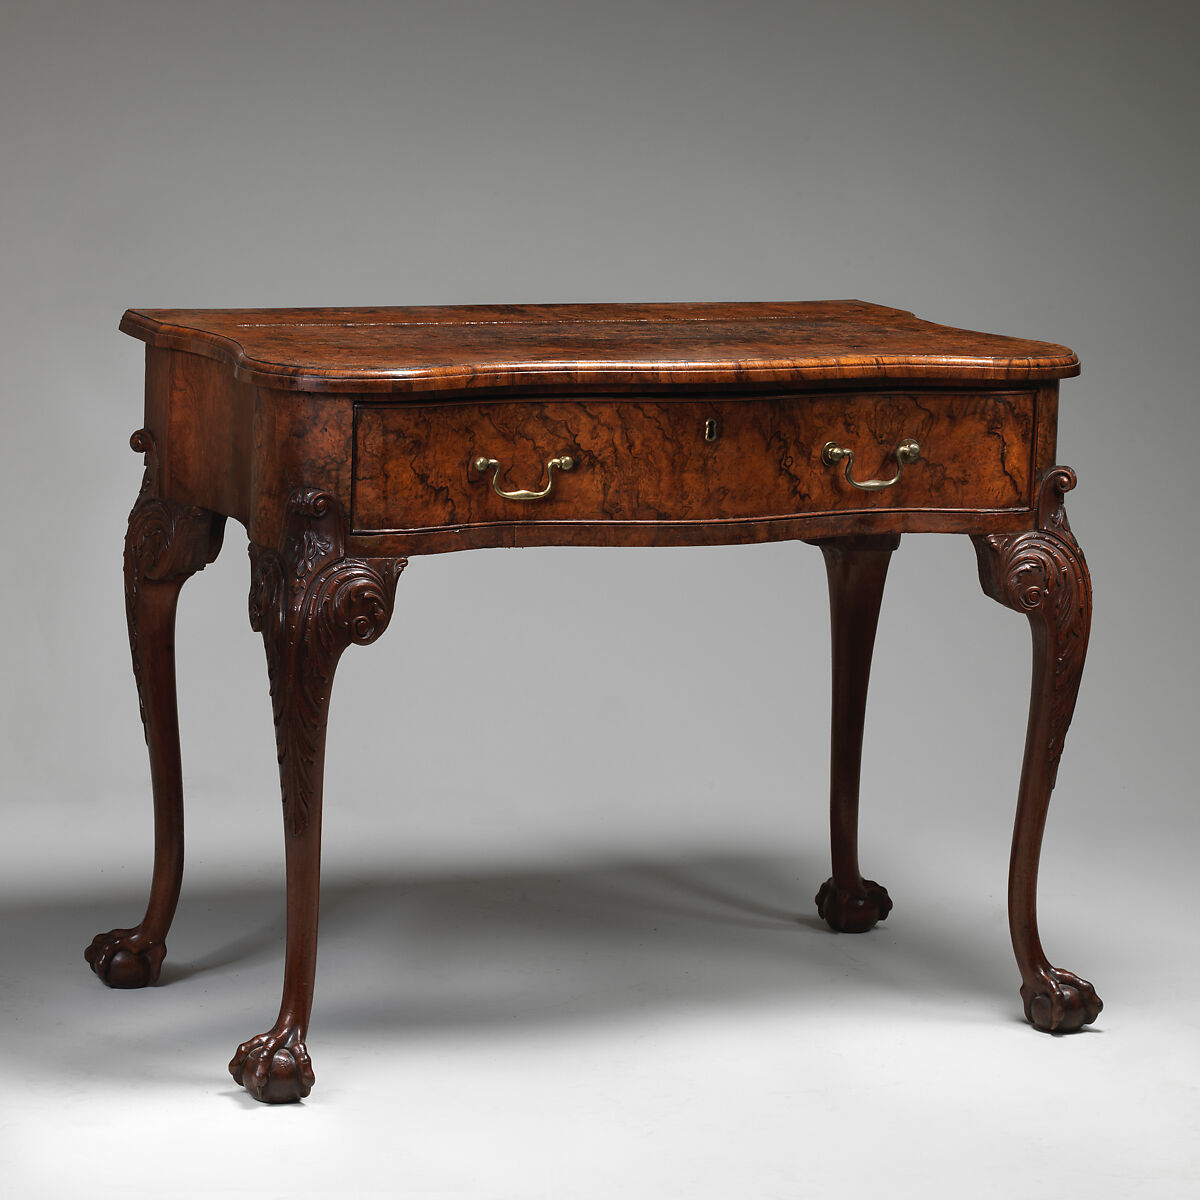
top-left (0, 851), bottom-right (1017, 1078)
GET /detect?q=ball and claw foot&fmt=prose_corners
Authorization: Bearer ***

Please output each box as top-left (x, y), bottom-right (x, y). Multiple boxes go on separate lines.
top-left (815, 877), bottom-right (893, 933)
top-left (84, 928), bottom-right (166, 989)
top-left (229, 1029), bottom-right (315, 1104)
top-left (1022, 966), bottom-right (1103, 1033)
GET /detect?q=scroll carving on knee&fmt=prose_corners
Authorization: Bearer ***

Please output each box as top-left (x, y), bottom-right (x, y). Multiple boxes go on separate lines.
top-left (248, 488), bottom-right (406, 837)
top-left (125, 429), bottom-right (226, 739)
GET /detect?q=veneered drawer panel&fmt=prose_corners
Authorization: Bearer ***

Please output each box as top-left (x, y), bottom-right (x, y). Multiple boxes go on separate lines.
top-left (352, 391), bottom-right (1035, 533)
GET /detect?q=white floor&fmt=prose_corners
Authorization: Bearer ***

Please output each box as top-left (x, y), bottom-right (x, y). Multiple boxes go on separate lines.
top-left (2, 822), bottom-right (1196, 1199)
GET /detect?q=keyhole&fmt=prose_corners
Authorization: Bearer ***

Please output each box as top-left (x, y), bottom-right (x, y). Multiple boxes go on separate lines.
top-left (704, 418), bottom-right (719, 442)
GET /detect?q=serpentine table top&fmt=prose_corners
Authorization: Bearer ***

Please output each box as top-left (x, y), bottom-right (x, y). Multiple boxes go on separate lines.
top-left (119, 300), bottom-right (1079, 391)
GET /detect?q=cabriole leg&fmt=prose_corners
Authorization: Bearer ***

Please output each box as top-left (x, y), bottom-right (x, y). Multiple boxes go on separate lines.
top-left (973, 467), bottom-right (1102, 1033)
top-left (86, 430), bottom-right (225, 988)
top-left (228, 489), bottom-right (405, 1103)
top-left (812, 535), bottom-right (899, 933)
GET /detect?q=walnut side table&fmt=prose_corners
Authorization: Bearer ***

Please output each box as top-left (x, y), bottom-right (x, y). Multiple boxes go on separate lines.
top-left (88, 302), bottom-right (1101, 1103)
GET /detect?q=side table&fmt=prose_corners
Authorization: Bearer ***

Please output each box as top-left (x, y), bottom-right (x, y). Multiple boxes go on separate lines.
top-left (87, 301), bottom-right (1101, 1103)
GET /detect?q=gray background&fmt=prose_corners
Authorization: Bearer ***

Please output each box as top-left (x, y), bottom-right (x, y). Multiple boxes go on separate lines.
top-left (2, 2), bottom-right (1197, 1196)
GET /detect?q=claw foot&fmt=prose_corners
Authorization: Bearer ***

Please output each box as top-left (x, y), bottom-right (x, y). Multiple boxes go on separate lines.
top-left (815, 877), bottom-right (893, 933)
top-left (84, 927), bottom-right (166, 989)
top-left (229, 1029), bottom-right (315, 1103)
top-left (1021, 965), bottom-right (1103, 1033)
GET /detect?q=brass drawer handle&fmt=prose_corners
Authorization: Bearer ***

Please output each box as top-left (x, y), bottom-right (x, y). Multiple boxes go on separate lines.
top-left (821, 437), bottom-right (921, 492)
top-left (472, 454), bottom-right (575, 500)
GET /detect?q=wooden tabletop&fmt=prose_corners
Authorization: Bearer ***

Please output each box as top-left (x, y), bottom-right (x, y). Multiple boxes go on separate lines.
top-left (120, 300), bottom-right (1079, 394)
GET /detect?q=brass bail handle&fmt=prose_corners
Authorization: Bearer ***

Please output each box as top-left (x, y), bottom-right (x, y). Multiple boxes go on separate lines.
top-left (821, 437), bottom-right (921, 492)
top-left (472, 453), bottom-right (575, 500)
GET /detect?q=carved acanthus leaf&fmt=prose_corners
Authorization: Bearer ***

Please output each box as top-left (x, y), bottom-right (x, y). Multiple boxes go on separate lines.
top-left (974, 467), bottom-right (1091, 786)
top-left (125, 429), bottom-right (225, 737)
top-left (251, 489), bottom-right (405, 836)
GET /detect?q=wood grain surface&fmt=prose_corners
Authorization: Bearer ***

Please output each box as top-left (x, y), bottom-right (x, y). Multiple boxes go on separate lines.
top-left (120, 301), bottom-right (1080, 393)
top-left (352, 390), bottom-right (1036, 534)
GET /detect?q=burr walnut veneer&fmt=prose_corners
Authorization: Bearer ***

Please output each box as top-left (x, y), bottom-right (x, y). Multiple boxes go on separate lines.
top-left (88, 301), bottom-right (1101, 1103)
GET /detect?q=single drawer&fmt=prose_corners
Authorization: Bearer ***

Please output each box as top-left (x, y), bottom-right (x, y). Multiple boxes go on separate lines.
top-left (351, 391), bottom-right (1036, 533)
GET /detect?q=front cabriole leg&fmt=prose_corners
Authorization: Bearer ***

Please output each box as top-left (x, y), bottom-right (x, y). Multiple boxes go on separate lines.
top-left (86, 430), bottom-right (225, 988)
top-left (973, 467), bottom-right (1102, 1033)
top-left (229, 489), bottom-right (405, 1102)
top-left (812, 535), bottom-right (899, 933)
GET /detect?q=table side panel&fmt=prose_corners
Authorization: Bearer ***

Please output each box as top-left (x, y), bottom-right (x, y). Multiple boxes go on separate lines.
top-left (351, 390), bottom-right (1037, 538)
top-left (146, 348), bottom-right (254, 524)
top-left (249, 387), bottom-right (356, 549)
top-left (1033, 383), bottom-right (1059, 480)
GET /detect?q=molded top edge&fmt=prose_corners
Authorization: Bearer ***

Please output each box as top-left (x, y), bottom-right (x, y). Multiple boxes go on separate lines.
top-left (120, 301), bottom-right (1080, 393)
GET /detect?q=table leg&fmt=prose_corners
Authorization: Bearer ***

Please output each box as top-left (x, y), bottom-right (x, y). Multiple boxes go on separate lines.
top-left (972, 467), bottom-right (1103, 1032)
top-left (229, 489), bottom-right (405, 1102)
top-left (86, 431), bottom-right (225, 988)
top-left (812, 534), bottom-right (900, 933)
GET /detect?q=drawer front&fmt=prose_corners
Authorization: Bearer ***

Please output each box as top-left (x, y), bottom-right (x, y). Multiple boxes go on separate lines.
top-left (351, 391), bottom-right (1035, 533)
